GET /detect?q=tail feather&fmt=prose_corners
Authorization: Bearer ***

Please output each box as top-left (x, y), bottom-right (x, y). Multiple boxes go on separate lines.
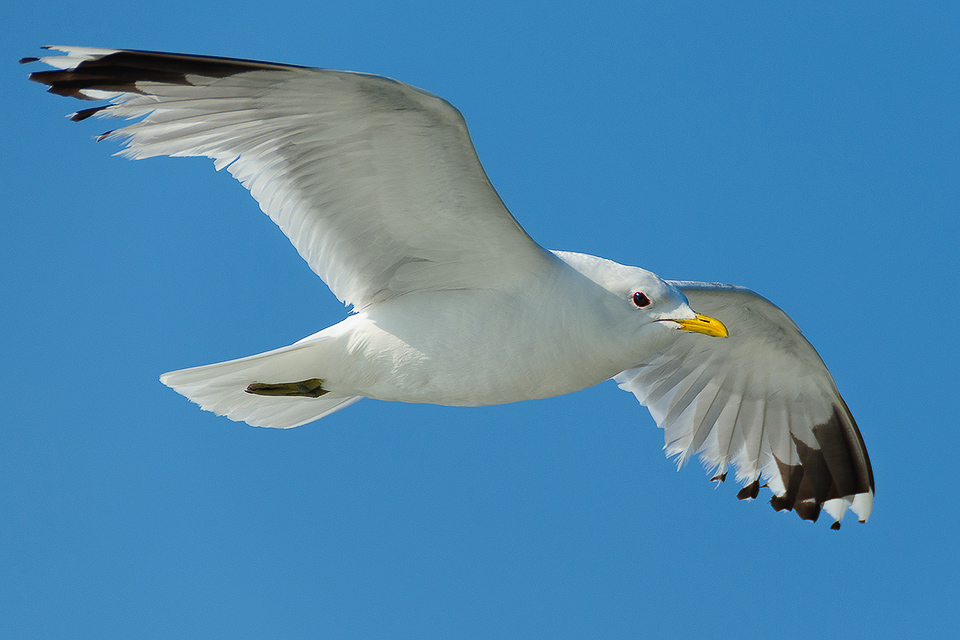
top-left (160, 339), bottom-right (362, 428)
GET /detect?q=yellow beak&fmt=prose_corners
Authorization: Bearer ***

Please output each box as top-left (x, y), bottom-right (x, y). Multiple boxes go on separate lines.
top-left (673, 314), bottom-right (728, 338)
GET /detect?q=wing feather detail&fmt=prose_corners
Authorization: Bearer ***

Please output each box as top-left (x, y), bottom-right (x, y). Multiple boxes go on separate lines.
top-left (24, 46), bottom-right (553, 309)
top-left (615, 281), bottom-right (874, 527)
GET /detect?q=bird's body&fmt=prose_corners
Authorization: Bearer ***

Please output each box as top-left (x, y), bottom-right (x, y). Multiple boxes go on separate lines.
top-left (162, 250), bottom-right (695, 417)
top-left (24, 46), bottom-right (874, 527)
top-left (217, 253), bottom-right (687, 406)
top-left (321, 284), bottom-right (607, 406)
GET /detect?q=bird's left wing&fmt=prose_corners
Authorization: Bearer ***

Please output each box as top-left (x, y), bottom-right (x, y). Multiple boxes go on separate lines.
top-left (614, 281), bottom-right (873, 528)
top-left (23, 47), bottom-right (554, 309)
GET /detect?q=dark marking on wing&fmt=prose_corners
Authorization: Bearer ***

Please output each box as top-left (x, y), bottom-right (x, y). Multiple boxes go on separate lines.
top-left (24, 48), bottom-right (309, 100)
top-left (765, 403), bottom-right (874, 525)
top-left (737, 479), bottom-right (760, 500)
top-left (70, 105), bottom-right (109, 122)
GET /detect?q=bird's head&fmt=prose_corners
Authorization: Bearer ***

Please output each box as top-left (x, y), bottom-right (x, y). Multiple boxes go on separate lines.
top-left (551, 250), bottom-right (728, 340)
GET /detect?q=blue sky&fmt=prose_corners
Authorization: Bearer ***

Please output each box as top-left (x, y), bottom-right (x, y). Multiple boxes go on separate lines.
top-left (2, 2), bottom-right (958, 638)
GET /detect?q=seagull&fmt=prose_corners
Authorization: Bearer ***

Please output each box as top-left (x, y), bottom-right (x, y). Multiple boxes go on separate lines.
top-left (23, 46), bottom-right (873, 528)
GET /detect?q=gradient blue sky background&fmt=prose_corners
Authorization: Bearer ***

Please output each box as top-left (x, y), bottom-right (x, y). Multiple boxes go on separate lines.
top-left (3, 2), bottom-right (958, 638)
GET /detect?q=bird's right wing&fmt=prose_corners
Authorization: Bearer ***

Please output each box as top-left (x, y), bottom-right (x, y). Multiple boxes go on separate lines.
top-left (24, 47), bottom-right (555, 309)
top-left (615, 282), bottom-right (873, 528)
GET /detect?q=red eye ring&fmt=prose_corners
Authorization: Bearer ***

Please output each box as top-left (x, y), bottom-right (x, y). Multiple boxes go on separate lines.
top-left (633, 291), bottom-right (651, 308)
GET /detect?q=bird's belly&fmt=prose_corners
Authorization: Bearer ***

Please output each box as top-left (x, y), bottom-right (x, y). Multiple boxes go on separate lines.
top-left (319, 295), bottom-right (623, 406)
top-left (369, 346), bottom-right (596, 406)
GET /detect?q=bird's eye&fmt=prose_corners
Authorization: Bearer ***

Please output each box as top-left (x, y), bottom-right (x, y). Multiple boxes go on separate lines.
top-left (633, 291), bottom-right (651, 308)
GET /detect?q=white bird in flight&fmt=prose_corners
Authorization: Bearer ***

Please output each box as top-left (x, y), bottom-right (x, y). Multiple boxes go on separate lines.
top-left (24, 46), bottom-right (873, 528)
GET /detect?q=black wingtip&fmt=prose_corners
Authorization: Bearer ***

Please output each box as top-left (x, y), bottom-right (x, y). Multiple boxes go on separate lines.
top-left (736, 479), bottom-right (760, 501)
top-left (70, 106), bottom-right (108, 122)
top-left (19, 56), bottom-right (40, 64)
top-left (24, 48), bottom-right (311, 104)
top-left (769, 495), bottom-right (791, 512)
top-left (795, 501), bottom-right (821, 522)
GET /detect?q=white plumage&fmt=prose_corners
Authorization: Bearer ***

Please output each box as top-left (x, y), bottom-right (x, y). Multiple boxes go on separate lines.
top-left (25, 46), bottom-right (873, 527)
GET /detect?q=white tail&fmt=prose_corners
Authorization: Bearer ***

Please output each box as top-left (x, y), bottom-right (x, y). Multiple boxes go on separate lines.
top-left (160, 338), bottom-right (362, 428)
